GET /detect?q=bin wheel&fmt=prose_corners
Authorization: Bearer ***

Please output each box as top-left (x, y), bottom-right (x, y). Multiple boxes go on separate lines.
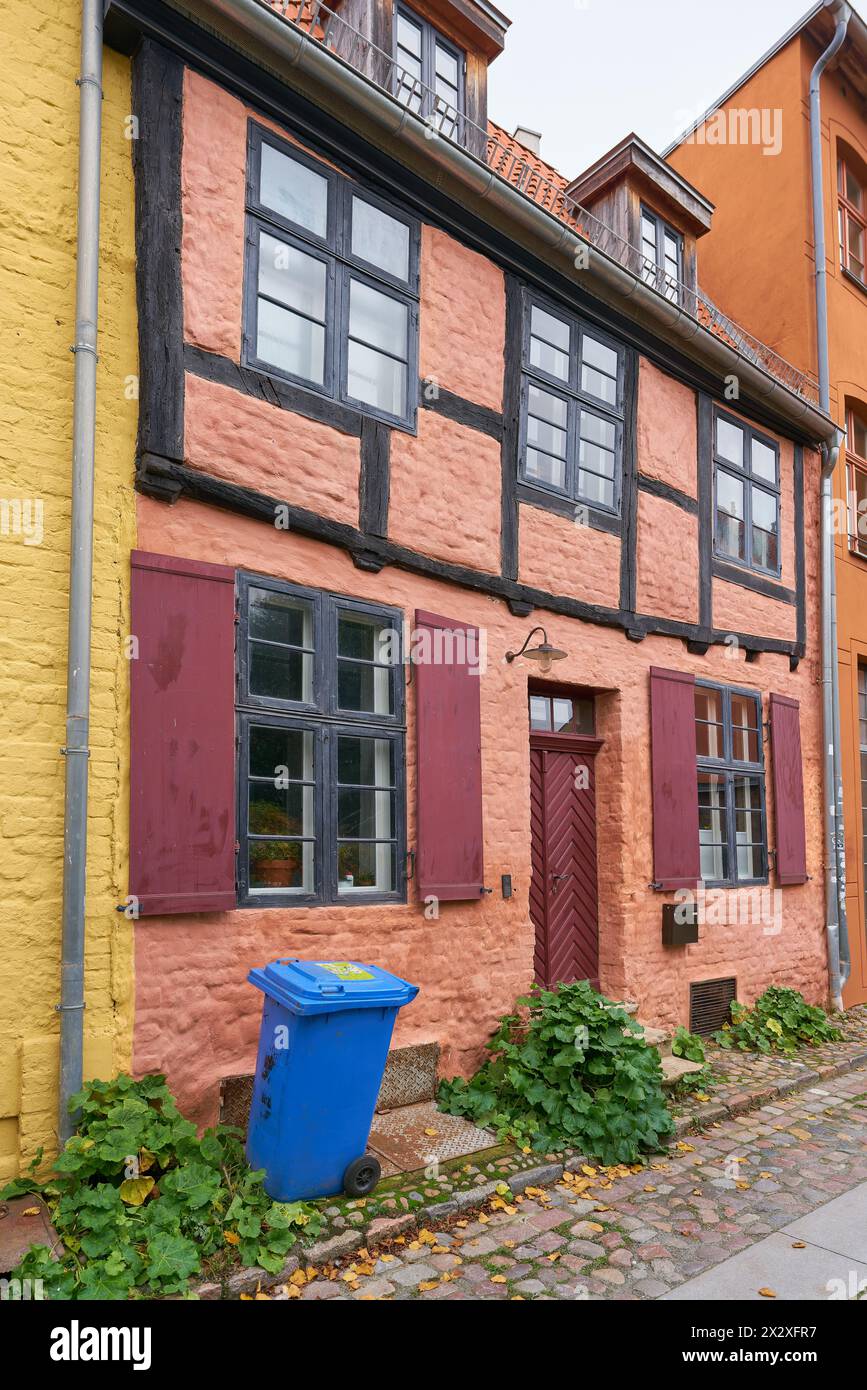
top-left (343, 1153), bottom-right (381, 1197)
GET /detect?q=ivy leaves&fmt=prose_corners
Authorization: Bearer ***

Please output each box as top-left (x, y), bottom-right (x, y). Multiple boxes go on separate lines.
top-left (438, 982), bottom-right (675, 1166)
top-left (713, 986), bottom-right (842, 1056)
top-left (1, 1072), bottom-right (322, 1300)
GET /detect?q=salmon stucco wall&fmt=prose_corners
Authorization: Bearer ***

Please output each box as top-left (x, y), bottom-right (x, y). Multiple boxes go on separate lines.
top-left (184, 372), bottom-right (361, 526)
top-left (518, 505), bottom-right (621, 609)
top-left (132, 464), bottom-right (827, 1128)
top-left (418, 226), bottom-right (505, 411)
top-left (637, 358), bottom-right (698, 496)
top-left (0, 5), bottom-right (137, 1176)
top-left (636, 492), bottom-right (699, 624)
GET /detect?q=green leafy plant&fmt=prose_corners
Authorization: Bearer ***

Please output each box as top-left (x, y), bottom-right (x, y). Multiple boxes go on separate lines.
top-left (713, 986), bottom-right (842, 1057)
top-left (0, 1073), bottom-right (321, 1300)
top-left (437, 981), bottom-right (674, 1165)
top-left (671, 1026), bottom-right (706, 1065)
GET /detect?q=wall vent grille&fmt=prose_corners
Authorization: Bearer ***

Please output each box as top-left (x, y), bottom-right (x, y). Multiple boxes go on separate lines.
top-left (689, 977), bottom-right (736, 1035)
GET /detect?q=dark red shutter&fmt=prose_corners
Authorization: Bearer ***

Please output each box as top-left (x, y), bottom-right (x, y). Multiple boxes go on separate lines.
top-left (649, 666), bottom-right (700, 890)
top-left (769, 693), bottom-right (808, 885)
top-left (130, 550), bottom-right (237, 914)
top-left (415, 609), bottom-right (484, 900)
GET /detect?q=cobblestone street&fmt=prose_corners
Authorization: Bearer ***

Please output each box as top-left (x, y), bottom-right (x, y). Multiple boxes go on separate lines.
top-left (286, 1066), bottom-right (867, 1300)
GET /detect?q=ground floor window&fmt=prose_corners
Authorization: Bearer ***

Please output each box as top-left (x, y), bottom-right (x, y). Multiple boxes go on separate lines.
top-left (695, 682), bottom-right (768, 886)
top-left (236, 576), bottom-right (406, 906)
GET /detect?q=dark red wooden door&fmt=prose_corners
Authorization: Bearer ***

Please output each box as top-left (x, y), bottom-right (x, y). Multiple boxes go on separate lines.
top-left (529, 737), bottom-right (600, 989)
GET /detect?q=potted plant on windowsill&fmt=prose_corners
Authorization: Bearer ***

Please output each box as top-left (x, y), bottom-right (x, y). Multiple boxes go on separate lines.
top-left (249, 800), bottom-right (302, 888)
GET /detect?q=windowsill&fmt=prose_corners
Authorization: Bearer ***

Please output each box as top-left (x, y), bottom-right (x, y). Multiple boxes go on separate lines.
top-left (516, 480), bottom-right (621, 536)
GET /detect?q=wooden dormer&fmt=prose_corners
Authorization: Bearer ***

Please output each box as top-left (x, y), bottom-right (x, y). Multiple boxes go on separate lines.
top-left (566, 134), bottom-right (714, 299)
top-left (325, 0), bottom-right (510, 158)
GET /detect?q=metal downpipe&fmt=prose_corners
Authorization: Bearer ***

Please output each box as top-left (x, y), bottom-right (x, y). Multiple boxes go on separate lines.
top-left (58, 0), bottom-right (103, 1143)
top-left (810, 0), bottom-right (851, 1009)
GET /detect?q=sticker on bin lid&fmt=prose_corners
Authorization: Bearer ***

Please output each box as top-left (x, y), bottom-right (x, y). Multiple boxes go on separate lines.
top-left (319, 961), bottom-right (375, 981)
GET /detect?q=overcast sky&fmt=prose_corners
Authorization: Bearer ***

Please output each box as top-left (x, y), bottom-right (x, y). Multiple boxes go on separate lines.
top-left (487, 0), bottom-right (813, 178)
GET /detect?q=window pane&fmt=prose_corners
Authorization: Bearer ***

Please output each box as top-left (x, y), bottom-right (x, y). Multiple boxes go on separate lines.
top-left (717, 417), bottom-right (744, 466)
top-left (527, 385), bottom-right (568, 457)
top-left (249, 780), bottom-right (313, 838)
top-left (695, 684), bottom-right (724, 758)
top-left (577, 470), bottom-right (614, 509)
top-left (581, 363), bottom-right (617, 406)
top-left (250, 725), bottom-right (311, 781)
top-left (257, 298), bottom-right (325, 384)
top-left (845, 162), bottom-right (864, 209)
top-left (751, 486), bottom-right (779, 570)
top-left (525, 447), bottom-right (566, 491)
top-left (550, 697), bottom-right (595, 734)
top-left (248, 589), bottom-right (314, 702)
top-left (259, 144), bottom-right (328, 238)
top-left (580, 413), bottom-right (616, 450)
top-left (395, 55), bottom-right (423, 113)
top-left (250, 839), bottom-right (313, 892)
top-left (396, 12), bottom-right (422, 56)
top-left (347, 340), bottom-right (406, 416)
top-left (351, 198), bottom-right (410, 281)
top-left (258, 233), bottom-right (326, 320)
top-left (338, 735), bottom-right (395, 786)
top-left (579, 439), bottom-right (616, 479)
top-left (698, 773), bottom-right (728, 881)
top-left (530, 306), bottom-right (570, 380)
top-left (249, 587), bottom-right (312, 647)
top-left (338, 787), bottom-right (395, 839)
top-left (338, 840), bottom-right (395, 892)
top-left (338, 612), bottom-right (395, 662)
top-left (349, 280), bottom-right (408, 355)
top-left (751, 437), bottom-right (777, 483)
top-left (337, 661), bottom-right (392, 714)
top-left (731, 694), bottom-right (760, 762)
top-left (435, 43), bottom-right (458, 86)
top-left (716, 470), bottom-right (745, 560)
top-left (851, 410), bottom-right (867, 461)
top-left (847, 215), bottom-right (865, 279)
top-left (582, 334), bottom-right (618, 378)
top-left (529, 695), bottom-right (551, 730)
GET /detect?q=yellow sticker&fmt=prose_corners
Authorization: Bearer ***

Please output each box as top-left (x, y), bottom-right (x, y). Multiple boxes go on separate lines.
top-left (319, 962), bottom-right (374, 981)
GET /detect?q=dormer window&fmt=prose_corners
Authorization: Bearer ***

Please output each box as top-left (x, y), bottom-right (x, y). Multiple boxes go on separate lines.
top-left (394, 3), bottom-right (465, 140)
top-left (640, 206), bottom-right (682, 302)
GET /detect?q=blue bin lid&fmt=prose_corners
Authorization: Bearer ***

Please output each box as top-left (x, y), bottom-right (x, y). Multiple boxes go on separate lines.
top-left (248, 958), bottom-right (419, 1016)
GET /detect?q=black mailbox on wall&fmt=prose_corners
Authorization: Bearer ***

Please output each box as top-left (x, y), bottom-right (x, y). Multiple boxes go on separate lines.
top-left (662, 901), bottom-right (699, 946)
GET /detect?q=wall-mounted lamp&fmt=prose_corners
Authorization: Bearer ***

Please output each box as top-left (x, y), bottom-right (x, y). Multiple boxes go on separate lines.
top-left (505, 626), bottom-right (567, 675)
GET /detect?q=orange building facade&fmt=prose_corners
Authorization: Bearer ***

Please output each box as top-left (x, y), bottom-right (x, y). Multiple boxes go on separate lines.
top-left (668, 3), bottom-right (867, 1007)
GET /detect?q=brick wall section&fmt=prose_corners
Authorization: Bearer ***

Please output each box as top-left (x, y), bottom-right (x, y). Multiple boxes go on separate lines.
top-left (0, 3), bottom-right (137, 1177)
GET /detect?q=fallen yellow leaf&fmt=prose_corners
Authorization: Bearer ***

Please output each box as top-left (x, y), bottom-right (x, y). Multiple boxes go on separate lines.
top-left (418, 1280), bottom-right (440, 1292)
top-left (758, 1287), bottom-right (777, 1299)
top-left (581, 1165), bottom-right (597, 1177)
top-left (791, 1242), bottom-right (807, 1250)
top-left (424, 1128), bottom-right (438, 1137)
top-left (22, 1207), bottom-right (40, 1217)
top-left (478, 1213), bottom-right (489, 1224)
top-left (490, 1275), bottom-right (507, 1284)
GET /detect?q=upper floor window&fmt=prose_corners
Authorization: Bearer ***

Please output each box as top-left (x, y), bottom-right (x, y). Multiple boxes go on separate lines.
top-left (237, 574), bottom-right (405, 906)
top-left (394, 4), bottom-right (465, 141)
top-left (519, 295), bottom-right (625, 514)
top-left (695, 682), bottom-right (767, 886)
top-left (640, 206), bottom-right (682, 302)
top-left (713, 409), bottom-right (780, 576)
top-left (847, 402), bottom-right (867, 557)
top-left (838, 150), bottom-right (866, 286)
top-left (244, 124), bottom-right (419, 428)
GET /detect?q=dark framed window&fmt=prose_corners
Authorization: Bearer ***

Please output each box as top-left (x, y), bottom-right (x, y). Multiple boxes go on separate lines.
top-left (529, 691), bottom-right (595, 735)
top-left (713, 408), bottom-right (781, 576)
top-left (237, 574), bottom-right (406, 906)
top-left (393, 3), bottom-right (465, 141)
top-left (695, 682), bottom-right (767, 887)
top-left (838, 149), bottom-right (866, 286)
top-left (639, 206), bottom-right (682, 302)
top-left (519, 293), bottom-right (625, 514)
top-left (244, 123), bottom-right (420, 428)
top-left (846, 402), bottom-right (867, 556)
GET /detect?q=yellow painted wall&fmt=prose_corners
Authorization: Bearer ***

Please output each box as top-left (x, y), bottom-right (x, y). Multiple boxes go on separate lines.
top-left (0, 1), bottom-right (137, 1177)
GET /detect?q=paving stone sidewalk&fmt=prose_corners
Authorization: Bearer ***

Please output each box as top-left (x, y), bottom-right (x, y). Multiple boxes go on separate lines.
top-left (276, 1065), bottom-right (867, 1300)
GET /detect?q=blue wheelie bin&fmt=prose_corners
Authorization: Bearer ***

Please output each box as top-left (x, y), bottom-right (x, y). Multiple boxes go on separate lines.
top-left (245, 958), bottom-right (418, 1202)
